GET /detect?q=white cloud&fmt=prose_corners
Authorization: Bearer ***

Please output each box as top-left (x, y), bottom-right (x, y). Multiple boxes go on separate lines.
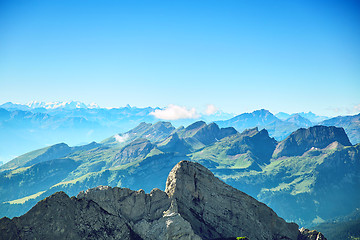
top-left (114, 133), bottom-right (129, 143)
top-left (205, 104), bottom-right (218, 115)
top-left (150, 104), bottom-right (200, 120)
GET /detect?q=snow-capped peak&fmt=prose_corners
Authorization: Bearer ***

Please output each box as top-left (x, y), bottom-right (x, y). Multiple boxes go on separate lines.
top-left (26, 101), bottom-right (99, 110)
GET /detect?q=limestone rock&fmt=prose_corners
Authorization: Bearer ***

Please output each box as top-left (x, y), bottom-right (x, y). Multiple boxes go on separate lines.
top-left (113, 138), bottom-right (154, 166)
top-left (298, 227), bottom-right (327, 240)
top-left (0, 161), bottom-right (327, 240)
top-left (166, 161), bottom-right (300, 240)
top-left (273, 126), bottom-right (352, 158)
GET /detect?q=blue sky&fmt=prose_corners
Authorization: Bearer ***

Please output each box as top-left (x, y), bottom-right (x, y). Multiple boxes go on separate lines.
top-left (0, 0), bottom-right (359, 116)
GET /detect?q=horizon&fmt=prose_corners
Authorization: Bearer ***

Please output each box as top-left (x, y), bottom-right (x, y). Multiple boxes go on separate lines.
top-left (1, 1), bottom-right (360, 117)
top-left (2, 99), bottom-right (359, 119)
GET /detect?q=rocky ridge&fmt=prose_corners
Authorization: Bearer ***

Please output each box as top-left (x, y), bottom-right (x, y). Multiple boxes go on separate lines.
top-left (273, 125), bottom-right (352, 158)
top-left (0, 161), bottom-right (326, 240)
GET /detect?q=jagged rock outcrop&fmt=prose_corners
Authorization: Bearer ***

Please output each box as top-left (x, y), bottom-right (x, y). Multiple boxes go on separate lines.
top-left (158, 133), bottom-right (192, 154)
top-left (112, 138), bottom-right (154, 165)
top-left (165, 161), bottom-right (299, 240)
top-left (177, 121), bottom-right (237, 146)
top-left (225, 128), bottom-right (277, 164)
top-left (191, 122), bottom-right (237, 145)
top-left (298, 228), bottom-right (327, 240)
top-left (0, 161), bottom-right (326, 240)
top-left (273, 125), bottom-right (352, 158)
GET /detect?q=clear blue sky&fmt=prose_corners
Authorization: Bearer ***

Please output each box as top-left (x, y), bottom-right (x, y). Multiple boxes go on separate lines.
top-left (0, 0), bottom-right (359, 116)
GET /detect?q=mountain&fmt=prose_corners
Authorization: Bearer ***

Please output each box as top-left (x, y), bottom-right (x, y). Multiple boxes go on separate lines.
top-left (276, 112), bottom-right (328, 123)
top-left (190, 127), bottom-right (277, 170)
top-left (0, 161), bottom-right (325, 240)
top-left (284, 114), bottom-right (313, 128)
top-left (111, 138), bottom-right (155, 166)
top-left (176, 121), bottom-right (237, 148)
top-left (217, 109), bottom-right (279, 129)
top-left (320, 113), bottom-right (360, 144)
top-left (273, 125), bottom-right (352, 158)
top-left (216, 109), bottom-right (304, 140)
top-left (275, 112), bottom-right (291, 120)
top-left (0, 101), bottom-right (99, 110)
top-left (0, 102), bottom-right (30, 111)
top-left (0, 121), bottom-right (359, 228)
top-left (298, 112), bottom-right (329, 123)
top-left (1, 143), bottom-right (72, 170)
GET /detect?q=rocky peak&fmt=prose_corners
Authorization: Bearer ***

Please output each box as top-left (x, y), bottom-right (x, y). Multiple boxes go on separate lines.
top-left (225, 128), bottom-right (276, 164)
top-left (157, 133), bottom-right (191, 154)
top-left (185, 121), bottom-right (207, 131)
top-left (112, 138), bottom-right (154, 166)
top-left (192, 122), bottom-right (237, 145)
top-left (178, 121), bottom-right (237, 146)
top-left (126, 121), bottom-right (175, 143)
top-left (240, 127), bottom-right (260, 137)
top-left (285, 114), bottom-right (313, 127)
top-left (165, 161), bottom-right (300, 240)
top-left (1, 142), bottom-right (72, 170)
top-left (0, 161), bottom-right (326, 240)
top-left (215, 109), bottom-right (280, 134)
top-left (253, 108), bottom-right (272, 117)
top-left (298, 228), bottom-right (327, 240)
top-left (177, 121), bottom-right (207, 139)
top-left (273, 125), bottom-right (352, 158)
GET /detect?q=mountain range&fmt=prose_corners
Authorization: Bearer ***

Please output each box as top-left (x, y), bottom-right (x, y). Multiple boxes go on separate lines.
top-left (1, 120), bottom-right (359, 233)
top-left (216, 109), bottom-right (359, 144)
top-left (1, 101), bottom-right (359, 165)
top-left (276, 111), bottom-right (329, 123)
top-left (0, 101), bottom-right (100, 110)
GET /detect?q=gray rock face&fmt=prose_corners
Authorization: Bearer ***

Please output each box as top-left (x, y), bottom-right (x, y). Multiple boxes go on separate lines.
top-left (0, 161), bottom-right (326, 240)
top-left (298, 228), bottom-right (327, 240)
top-left (0, 191), bottom-right (136, 240)
top-left (113, 138), bottom-right (154, 165)
top-left (158, 133), bottom-right (192, 154)
top-left (166, 161), bottom-right (300, 240)
top-left (273, 126), bottom-right (352, 158)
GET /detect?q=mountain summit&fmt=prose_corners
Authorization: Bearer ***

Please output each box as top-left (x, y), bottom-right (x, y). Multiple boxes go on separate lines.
top-left (0, 161), bottom-right (325, 240)
top-left (273, 125), bottom-right (352, 158)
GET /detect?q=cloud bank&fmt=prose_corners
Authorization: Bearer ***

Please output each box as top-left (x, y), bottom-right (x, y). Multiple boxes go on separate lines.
top-left (150, 104), bottom-right (200, 120)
